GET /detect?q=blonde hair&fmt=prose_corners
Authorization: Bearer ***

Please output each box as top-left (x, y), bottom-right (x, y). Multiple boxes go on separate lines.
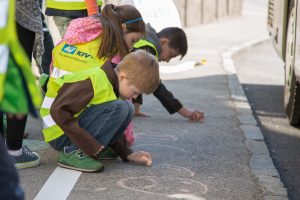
top-left (116, 50), bottom-right (160, 94)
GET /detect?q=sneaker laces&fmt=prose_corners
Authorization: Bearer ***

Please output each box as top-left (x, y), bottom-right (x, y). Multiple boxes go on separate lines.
top-left (63, 147), bottom-right (88, 159)
top-left (75, 150), bottom-right (87, 159)
top-left (22, 145), bottom-right (36, 156)
top-left (12, 146), bottom-right (39, 163)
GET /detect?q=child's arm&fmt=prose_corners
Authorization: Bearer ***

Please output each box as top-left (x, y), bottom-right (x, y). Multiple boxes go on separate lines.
top-left (50, 79), bottom-right (104, 157)
top-left (85, 0), bottom-right (99, 16)
top-left (153, 81), bottom-right (182, 114)
top-left (153, 81), bottom-right (204, 122)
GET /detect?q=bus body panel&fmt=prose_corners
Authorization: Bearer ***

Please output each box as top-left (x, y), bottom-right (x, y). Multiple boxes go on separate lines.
top-left (267, 0), bottom-right (289, 61)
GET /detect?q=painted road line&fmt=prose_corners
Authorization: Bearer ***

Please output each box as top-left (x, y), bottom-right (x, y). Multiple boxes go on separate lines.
top-left (34, 167), bottom-right (81, 200)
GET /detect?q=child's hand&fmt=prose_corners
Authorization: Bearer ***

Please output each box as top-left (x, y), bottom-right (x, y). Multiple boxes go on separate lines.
top-left (127, 151), bottom-right (152, 166)
top-left (135, 111), bottom-right (150, 117)
top-left (188, 110), bottom-right (204, 122)
top-left (134, 103), bottom-right (150, 117)
top-left (178, 107), bottom-right (204, 122)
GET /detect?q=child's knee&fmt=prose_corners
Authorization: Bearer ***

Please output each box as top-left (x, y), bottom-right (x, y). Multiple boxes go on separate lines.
top-left (124, 100), bottom-right (134, 119)
top-left (114, 100), bottom-right (133, 120)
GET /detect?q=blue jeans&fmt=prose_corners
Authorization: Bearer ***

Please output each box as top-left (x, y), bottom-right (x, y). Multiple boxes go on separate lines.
top-left (49, 100), bottom-right (134, 151)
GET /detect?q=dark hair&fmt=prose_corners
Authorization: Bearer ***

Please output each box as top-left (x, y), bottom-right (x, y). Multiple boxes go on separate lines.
top-left (158, 27), bottom-right (187, 59)
top-left (98, 4), bottom-right (145, 59)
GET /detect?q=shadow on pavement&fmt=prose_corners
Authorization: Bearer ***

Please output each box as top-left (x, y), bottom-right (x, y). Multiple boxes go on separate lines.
top-left (242, 83), bottom-right (300, 200)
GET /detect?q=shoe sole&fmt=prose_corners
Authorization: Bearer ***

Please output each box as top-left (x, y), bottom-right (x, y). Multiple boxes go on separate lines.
top-left (15, 152), bottom-right (41, 169)
top-left (57, 162), bottom-right (104, 173)
top-left (16, 156), bottom-right (41, 170)
top-left (98, 157), bottom-right (117, 160)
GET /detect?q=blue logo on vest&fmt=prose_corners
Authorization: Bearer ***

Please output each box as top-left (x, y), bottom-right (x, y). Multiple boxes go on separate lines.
top-left (62, 44), bottom-right (77, 54)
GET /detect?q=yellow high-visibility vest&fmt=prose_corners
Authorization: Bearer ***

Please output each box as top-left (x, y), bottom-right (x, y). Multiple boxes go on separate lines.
top-left (134, 39), bottom-right (159, 59)
top-left (47, 0), bottom-right (103, 11)
top-left (40, 38), bottom-right (107, 141)
top-left (42, 67), bottom-right (116, 142)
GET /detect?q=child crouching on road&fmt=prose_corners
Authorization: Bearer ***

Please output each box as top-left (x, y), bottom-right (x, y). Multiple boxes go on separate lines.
top-left (43, 50), bottom-right (159, 172)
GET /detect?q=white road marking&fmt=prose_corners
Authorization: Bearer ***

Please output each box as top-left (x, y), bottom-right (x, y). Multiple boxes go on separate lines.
top-left (168, 194), bottom-right (206, 200)
top-left (34, 167), bottom-right (81, 200)
top-left (160, 61), bottom-right (196, 74)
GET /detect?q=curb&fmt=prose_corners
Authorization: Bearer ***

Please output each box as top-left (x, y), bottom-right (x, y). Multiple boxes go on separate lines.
top-left (222, 37), bottom-right (289, 199)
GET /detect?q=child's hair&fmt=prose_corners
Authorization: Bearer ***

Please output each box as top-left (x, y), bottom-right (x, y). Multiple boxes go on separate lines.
top-left (116, 50), bottom-right (160, 94)
top-left (158, 27), bottom-right (188, 59)
top-left (99, 4), bottom-right (145, 59)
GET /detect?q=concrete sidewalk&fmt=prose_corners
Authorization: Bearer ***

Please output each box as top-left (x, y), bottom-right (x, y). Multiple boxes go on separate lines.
top-left (21, 0), bottom-right (287, 199)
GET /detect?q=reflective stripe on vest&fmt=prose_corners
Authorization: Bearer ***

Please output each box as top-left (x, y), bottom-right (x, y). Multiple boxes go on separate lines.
top-left (0, 0), bottom-right (9, 101)
top-left (0, 45), bottom-right (9, 73)
top-left (42, 96), bottom-right (55, 109)
top-left (42, 114), bottom-right (56, 128)
top-left (51, 66), bottom-right (71, 79)
top-left (41, 68), bottom-right (117, 142)
top-left (47, 0), bottom-right (103, 11)
top-left (0, 0), bottom-right (9, 29)
top-left (0, 45), bottom-right (8, 101)
top-left (134, 39), bottom-right (159, 59)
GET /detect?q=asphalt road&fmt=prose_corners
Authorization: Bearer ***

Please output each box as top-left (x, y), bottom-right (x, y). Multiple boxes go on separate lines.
top-left (21, 1), bottom-right (270, 198)
top-left (233, 40), bottom-right (300, 200)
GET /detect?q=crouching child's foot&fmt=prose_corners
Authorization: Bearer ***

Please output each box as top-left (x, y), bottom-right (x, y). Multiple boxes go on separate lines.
top-left (57, 148), bottom-right (104, 172)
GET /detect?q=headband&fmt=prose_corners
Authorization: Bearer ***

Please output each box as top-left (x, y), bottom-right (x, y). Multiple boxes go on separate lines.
top-left (124, 18), bottom-right (143, 24)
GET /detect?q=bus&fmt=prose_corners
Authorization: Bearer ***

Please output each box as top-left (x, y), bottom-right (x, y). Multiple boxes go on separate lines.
top-left (267, 0), bottom-right (300, 125)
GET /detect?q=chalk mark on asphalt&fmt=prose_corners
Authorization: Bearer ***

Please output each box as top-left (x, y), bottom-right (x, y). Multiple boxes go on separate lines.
top-left (117, 176), bottom-right (208, 196)
top-left (134, 144), bottom-right (187, 153)
top-left (135, 133), bottom-right (179, 141)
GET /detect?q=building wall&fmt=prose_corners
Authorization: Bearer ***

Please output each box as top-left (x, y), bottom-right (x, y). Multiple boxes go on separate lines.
top-left (103, 0), bottom-right (243, 27)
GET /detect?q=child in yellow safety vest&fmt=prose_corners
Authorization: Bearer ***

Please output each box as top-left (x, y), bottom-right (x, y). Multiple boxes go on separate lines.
top-left (41, 4), bottom-right (145, 157)
top-left (46, 50), bottom-right (159, 172)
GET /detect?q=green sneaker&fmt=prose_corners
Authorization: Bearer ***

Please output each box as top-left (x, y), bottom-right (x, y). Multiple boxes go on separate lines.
top-left (57, 149), bottom-right (104, 172)
top-left (97, 148), bottom-right (118, 160)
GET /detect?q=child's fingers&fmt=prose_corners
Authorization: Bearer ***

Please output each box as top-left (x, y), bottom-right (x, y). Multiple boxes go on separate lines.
top-left (145, 158), bottom-right (152, 166)
top-left (190, 111), bottom-right (204, 122)
top-left (139, 152), bottom-right (152, 166)
top-left (132, 155), bottom-right (152, 166)
top-left (145, 152), bottom-right (152, 161)
top-left (196, 112), bottom-right (204, 121)
top-left (139, 151), bottom-right (152, 160)
top-left (135, 112), bottom-right (151, 117)
top-left (142, 155), bottom-right (152, 166)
